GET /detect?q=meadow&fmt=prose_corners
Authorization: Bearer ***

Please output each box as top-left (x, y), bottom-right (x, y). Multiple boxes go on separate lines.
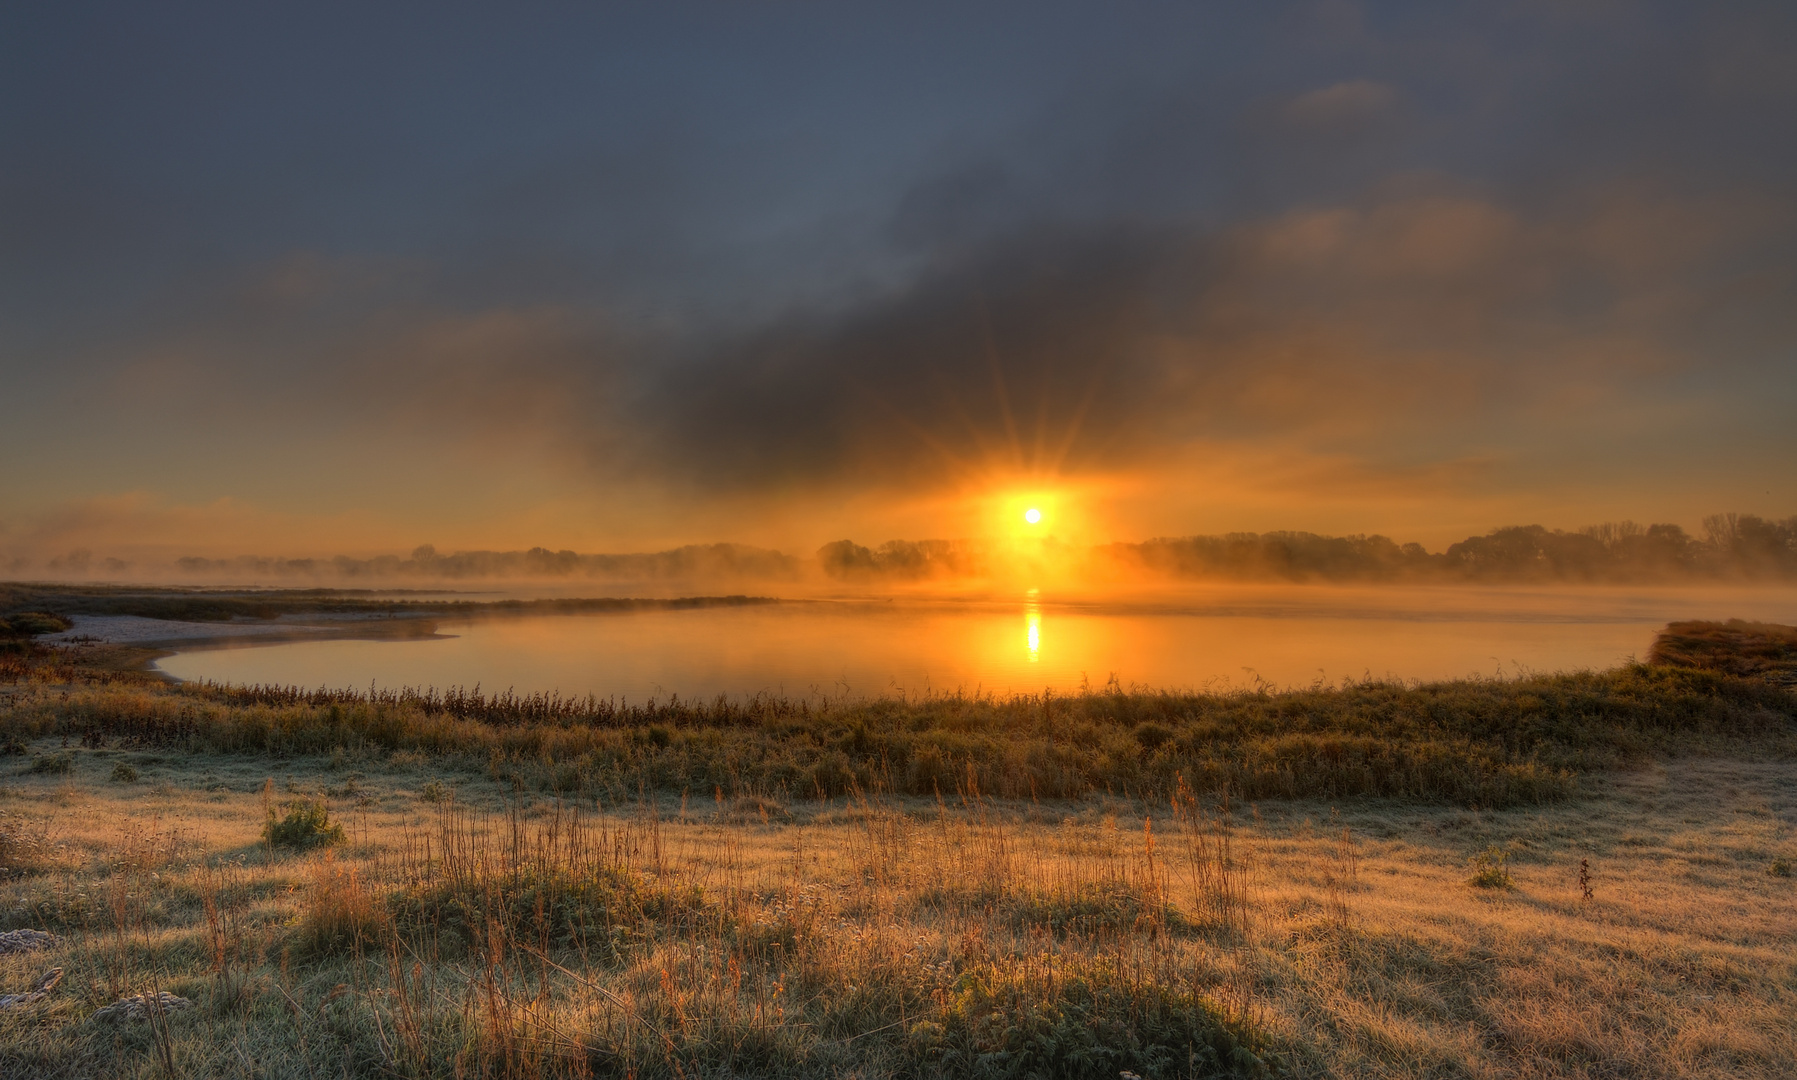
top-left (0, 623), bottom-right (1791, 1077)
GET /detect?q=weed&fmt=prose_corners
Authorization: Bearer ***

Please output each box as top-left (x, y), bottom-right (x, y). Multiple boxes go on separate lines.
top-left (1005, 881), bottom-right (1189, 938)
top-left (1469, 847), bottom-right (1514, 889)
top-left (419, 778), bottom-right (449, 803)
top-left (292, 854), bottom-right (387, 958)
top-left (1324, 809), bottom-right (1358, 927)
top-left (0, 813), bottom-right (50, 877)
top-left (1770, 858), bottom-right (1792, 878)
top-left (263, 798), bottom-right (345, 850)
top-left (197, 859), bottom-right (255, 1009)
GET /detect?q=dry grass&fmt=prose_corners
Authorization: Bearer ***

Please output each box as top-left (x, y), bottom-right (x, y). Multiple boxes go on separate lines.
top-left (0, 629), bottom-right (1790, 1076)
top-left (0, 740), bottom-right (1788, 1077)
top-left (1651, 621), bottom-right (1797, 688)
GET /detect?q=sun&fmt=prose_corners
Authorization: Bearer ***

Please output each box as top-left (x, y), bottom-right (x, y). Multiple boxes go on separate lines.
top-left (990, 489), bottom-right (1067, 538)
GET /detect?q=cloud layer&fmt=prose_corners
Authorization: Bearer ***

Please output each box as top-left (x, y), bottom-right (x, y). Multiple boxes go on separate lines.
top-left (2, 3), bottom-right (1794, 566)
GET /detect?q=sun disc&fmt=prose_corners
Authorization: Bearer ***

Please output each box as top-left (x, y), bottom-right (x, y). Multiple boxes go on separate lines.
top-left (1024, 507), bottom-right (1042, 524)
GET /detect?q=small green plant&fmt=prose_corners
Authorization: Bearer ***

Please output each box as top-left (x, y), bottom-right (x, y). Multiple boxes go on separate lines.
top-left (263, 798), bottom-right (345, 850)
top-left (1769, 858), bottom-right (1792, 878)
top-left (1469, 846), bottom-right (1513, 889)
top-left (110, 762), bottom-right (138, 783)
top-left (29, 753), bottom-right (73, 775)
top-left (418, 779), bottom-right (448, 803)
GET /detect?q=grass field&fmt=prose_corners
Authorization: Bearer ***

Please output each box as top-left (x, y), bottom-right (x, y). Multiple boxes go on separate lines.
top-left (0, 625), bottom-right (1792, 1077)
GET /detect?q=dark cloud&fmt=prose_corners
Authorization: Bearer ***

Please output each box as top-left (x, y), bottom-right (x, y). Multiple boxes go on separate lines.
top-left (639, 225), bottom-right (1188, 488)
top-left (628, 178), bottom-right (1796, 494)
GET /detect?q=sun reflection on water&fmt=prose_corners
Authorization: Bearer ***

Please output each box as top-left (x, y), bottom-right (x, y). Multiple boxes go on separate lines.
top-left (1025, 589), bottom-right (1041, 662)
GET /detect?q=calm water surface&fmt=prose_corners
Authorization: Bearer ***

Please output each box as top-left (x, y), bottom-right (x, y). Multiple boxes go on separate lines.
top-left (153, 584), bottom-right (1797, 700)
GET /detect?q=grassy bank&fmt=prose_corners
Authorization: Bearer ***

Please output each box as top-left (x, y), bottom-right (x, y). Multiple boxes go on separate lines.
top-left (4, 647), bottom-right (1793, 809)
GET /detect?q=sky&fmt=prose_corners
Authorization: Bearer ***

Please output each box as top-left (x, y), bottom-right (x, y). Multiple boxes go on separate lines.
top-left (3, 1), bottom-right (1795, 571)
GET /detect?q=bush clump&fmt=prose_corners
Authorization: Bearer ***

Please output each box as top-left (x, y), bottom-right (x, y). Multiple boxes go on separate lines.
top-left (1468, 847), bottom-right (1514, 889)
top-left (1005, 882), bottom-right (1189, 939)
top-left (1, 612), bottom-right (71, 636)
top-left (264, 798), bottom-right (345, 849)
top-left (28, 753), bottom-right (72, 776)
top-left (109, 762), bottom-right (138, 783)
top-left (916, 960), bottom-right (1266, 1078)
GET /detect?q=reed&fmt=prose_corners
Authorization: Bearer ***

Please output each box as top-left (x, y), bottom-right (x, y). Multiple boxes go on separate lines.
top-left (4, 650), bottom-right (1791, 812)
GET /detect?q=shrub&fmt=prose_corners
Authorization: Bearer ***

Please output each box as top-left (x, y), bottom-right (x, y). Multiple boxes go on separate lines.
top-left (1770, 858), bottom-right (1792, 878)
top-left (0, 612), bottom-right (70, 637)
top-left (917, 960), bottom-right (1265, 1078)
top-left (264, 799), bottom-right (345, 850)
top-left (1468, 847), bottom-right (1513, 889)
top-left (418, 779), bottom-right (448, 803)
top-left (28, 753), bottom-right (72, 775)
top-left (110, 762), bottom-right (138, 783)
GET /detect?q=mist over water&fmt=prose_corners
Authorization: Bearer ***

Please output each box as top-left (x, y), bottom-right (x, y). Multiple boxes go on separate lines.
top-left (154, 584), bottom-right (1797, 701)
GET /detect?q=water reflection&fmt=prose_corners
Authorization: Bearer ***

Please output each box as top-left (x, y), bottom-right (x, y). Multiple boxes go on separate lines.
top-left (1025, 588), bottom-right (1042, 662)
top-left (153, 585), bottom-right (1797, 702)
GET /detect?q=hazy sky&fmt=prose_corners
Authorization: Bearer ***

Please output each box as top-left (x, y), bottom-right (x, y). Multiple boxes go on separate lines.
top-left (3, 1), bottom-right (1794, 565)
